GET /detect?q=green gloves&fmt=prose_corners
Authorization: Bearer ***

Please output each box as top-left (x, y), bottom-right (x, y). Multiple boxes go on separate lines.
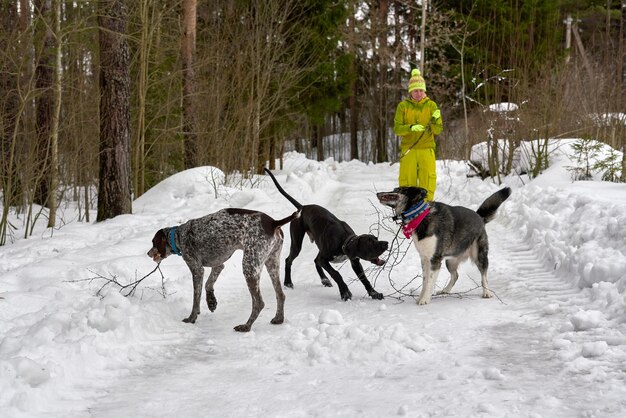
top-left (410, 110), bottom-right (441, 132)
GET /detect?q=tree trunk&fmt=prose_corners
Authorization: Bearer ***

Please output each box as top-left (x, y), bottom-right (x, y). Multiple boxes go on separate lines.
top-left (133, 0), bottom-right (151, 197)
top-left (182, 0), bottom-right (198, 169)
top-left (375, 0), bottom-right (388, 163)
top-left (347, 9), bottom-right (358, 160)
top-left (1, 0), bottom-right (19, 201)
top-left (618, 0), bottom-right (624, 183)
top-left (253, 99), bottom-right (261, 173)
top-left (268, 136), bottom-right (276, 170)
top-left (420, 0), bottom-right (427, 72)
top-left (97, 0), bottom-right (132, 222)
top-left (314, 124), bottom-right (324, 161)
top-left (47, 0), bottom-right (62, 228)
top-left (0, 0), bottom-right (20, 245)
top-left (34, 0), bottom-right (54, 207)
top-left (349, 79), bottom-right (359, 162)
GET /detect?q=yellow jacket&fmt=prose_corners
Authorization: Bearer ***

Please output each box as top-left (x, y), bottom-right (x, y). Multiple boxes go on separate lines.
top-left (394, 97), bottom-right (443, 150)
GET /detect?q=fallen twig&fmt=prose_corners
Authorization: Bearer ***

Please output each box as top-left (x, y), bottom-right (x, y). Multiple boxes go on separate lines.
top-left (365, 203), bottom-right (424, 300)
top-left (66, 263), bottom-right (165, 298)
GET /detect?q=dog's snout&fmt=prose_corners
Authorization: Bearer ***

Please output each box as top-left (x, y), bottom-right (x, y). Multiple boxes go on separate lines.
top-left (147, 247), bottom-right (162, 262)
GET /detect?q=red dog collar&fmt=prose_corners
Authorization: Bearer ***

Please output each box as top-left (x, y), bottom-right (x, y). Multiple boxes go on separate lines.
top-left (402, 208), bottom-right (430, 238)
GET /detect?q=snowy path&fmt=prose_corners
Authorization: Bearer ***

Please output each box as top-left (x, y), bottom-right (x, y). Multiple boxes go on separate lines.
top-left (82, 165), bottom-right (626, 418)
top-left (474, 226), bottom-right (626, 416)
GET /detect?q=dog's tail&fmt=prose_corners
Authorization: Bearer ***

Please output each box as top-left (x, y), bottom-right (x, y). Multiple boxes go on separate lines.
top-left (264, 168), bottom-right (303, 210)
top-left (272, 210), bottom-right (301, 237)
top-left (476, 187), bottom-right (512, 224)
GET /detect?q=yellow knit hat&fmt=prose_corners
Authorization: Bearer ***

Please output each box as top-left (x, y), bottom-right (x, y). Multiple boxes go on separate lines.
top-left (408, 69), bottom-right (426, 92)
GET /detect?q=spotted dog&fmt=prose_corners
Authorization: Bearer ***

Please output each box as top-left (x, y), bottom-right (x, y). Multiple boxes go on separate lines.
top-left (148, 208), bottom-right (300, 332)
top-left (376, 186), bottom-right (511, 305)
top-left (264, 168), bottom-right (388, 301)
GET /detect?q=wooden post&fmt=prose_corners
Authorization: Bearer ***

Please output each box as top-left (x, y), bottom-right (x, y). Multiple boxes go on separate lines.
top-left (564, 15), bottom-right (573, 63)
top-left (572, 22), bottom-right (594, 80)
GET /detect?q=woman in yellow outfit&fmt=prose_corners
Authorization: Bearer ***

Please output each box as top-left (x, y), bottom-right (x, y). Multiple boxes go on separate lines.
top-left (394, 69), bottom-right (443, 201)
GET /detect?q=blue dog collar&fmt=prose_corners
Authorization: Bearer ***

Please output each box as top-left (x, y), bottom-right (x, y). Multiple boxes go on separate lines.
top-left (401, 200), bottom-right (429, 223)
top-left (169, 226), bottom-right (182, 256)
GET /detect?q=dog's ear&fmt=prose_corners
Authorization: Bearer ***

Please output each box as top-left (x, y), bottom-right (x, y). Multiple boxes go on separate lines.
top-left (154, 229), bottom-right (167, 257)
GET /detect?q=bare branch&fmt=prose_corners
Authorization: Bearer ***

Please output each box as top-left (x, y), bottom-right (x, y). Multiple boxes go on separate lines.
top-left (66, 263), bottom-right (165, 298)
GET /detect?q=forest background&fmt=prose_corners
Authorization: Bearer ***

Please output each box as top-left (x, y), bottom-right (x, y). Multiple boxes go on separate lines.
top-left (0, 0), bottom-right (624, 245)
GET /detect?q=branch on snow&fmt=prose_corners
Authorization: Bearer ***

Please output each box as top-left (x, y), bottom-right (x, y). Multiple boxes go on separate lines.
top-left (67, 263), bottom-right (168, 298)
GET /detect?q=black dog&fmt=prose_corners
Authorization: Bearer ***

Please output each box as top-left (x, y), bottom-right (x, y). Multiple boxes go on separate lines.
top-left (264, 168), bottom-right (388, 301)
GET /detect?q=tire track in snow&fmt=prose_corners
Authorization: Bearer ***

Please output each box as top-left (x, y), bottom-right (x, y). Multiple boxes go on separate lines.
top-left (498, 237), bottom-right (581, 301)
top-left (481, 222), bottom-right (626, 416)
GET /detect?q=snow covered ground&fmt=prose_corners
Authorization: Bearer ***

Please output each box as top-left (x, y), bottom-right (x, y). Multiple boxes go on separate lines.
top-left (1, 140), bottom-right (625, 417)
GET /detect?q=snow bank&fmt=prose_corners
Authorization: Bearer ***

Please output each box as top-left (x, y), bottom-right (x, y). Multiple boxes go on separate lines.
top-left (486, 140), bottom-right (626, 325)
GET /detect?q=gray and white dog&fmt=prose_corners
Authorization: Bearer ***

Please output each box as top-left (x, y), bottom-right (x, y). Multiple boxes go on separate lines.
top-left (376, 186), bottom-right (511, 305)
top-left (148, 208), bottom-right (299, 332)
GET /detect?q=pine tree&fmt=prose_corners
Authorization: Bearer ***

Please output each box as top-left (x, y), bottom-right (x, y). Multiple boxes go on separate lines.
top-left (97, 0), bottom-right (132, 221)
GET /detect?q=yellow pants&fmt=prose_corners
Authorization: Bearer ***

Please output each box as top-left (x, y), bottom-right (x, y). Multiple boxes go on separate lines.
top-left (398, 148), bottom-right (436, 201)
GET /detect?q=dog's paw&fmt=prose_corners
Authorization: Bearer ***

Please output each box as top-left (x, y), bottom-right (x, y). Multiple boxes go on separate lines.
top-left (182, 316), bottom-right (197, 324)
top-left (206, 293), bottom-right (218, 312)
top-left (234, 324), bottom-right (251, 332)
top-left (284, 282), bottom-right (294, 289)
top-left (370, 291), bottom-right (384, 300)
top-left (270, 316), bottom-right (284, 325)
top-left (435, 290), bottom-right (449, 296)
top-left (320, 277), bottom-right (333, 287)
top-left (482, 291), bottom-right (492, 299)
top-left (416, 298), bottom-right (430, 305)
top-left (340, 290), bottom-right (353, 301)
